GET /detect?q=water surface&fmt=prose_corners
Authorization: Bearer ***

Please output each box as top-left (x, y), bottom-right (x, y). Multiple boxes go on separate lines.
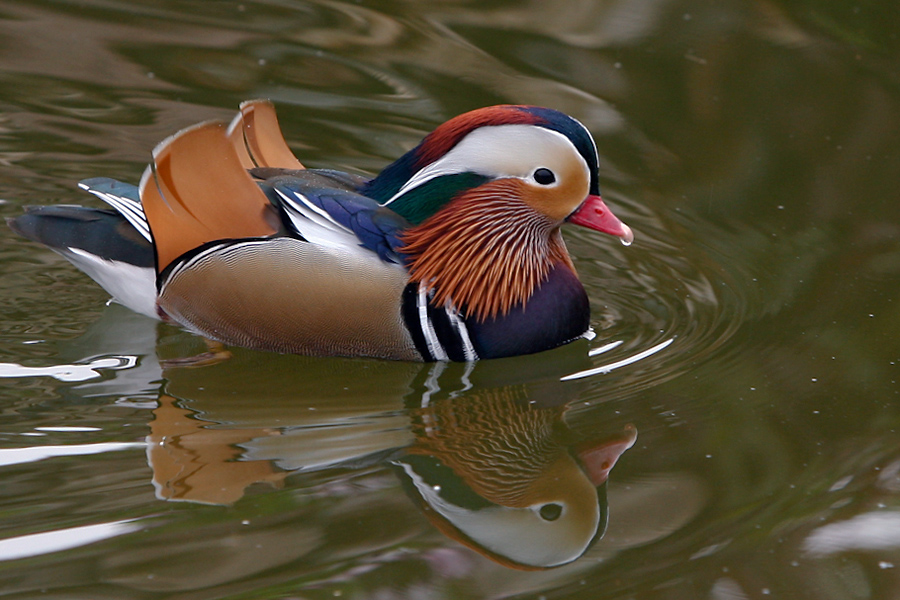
top-left (1, 1), bottom-right (899, 598)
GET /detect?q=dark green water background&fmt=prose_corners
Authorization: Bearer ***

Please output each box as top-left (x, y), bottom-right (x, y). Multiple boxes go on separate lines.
top-left (1, 1), bottom-right (899, 598)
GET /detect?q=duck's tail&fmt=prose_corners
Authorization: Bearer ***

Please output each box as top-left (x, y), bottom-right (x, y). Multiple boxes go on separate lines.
top-left (8, 200), bottom-right (159, 319)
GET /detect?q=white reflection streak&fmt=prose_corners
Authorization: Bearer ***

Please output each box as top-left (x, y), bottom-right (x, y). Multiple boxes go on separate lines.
top-left (0, 356), bottom-right (137, 382)
top-left (34, 426), bottom-right (102, 432)
top-left (561, 338), bottom-right (675, 381)
top-left (803, 511), bottom-right (900, 556)
top-left (588, 340), bottom-right (623, 357)
top-left (0, 520), bottom-right (141, 561)
top-left (0, 442), bottom-right (144, 467)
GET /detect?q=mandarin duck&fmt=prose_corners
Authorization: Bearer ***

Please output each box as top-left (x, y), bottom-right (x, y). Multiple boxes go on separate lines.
top-left (9, 101), bottom-right (633, 361)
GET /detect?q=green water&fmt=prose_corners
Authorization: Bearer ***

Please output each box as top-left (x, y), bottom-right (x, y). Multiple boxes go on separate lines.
top-left (1, 0), bottom-right (899, 598)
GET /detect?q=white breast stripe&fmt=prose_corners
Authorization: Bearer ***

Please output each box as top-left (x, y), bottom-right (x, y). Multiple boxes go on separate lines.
top-left (444, 303), bottom-right (478, 361)
top-left (418, 285), bottom-right (448, 361)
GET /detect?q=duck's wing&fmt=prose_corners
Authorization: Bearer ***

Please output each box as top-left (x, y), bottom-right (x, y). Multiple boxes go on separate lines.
top-left (142, 111), bottom-right (418, 359)
top-left (251, 167), bottom-right (368, 191)
top-left (264, 175), bottom-right (410, 263)
top-left (227, 99), bottom-right (305, 170)
top-left (12, 177), bottom-right (150, 263)
top-left (142, 105), bottom-right (406, 273)
top-left (139, 120), bottom-right (283, 273)
top-left (77, 178), bottom-right (152, 242)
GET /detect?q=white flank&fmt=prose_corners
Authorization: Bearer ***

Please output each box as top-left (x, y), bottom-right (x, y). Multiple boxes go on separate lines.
top-left (63, 248), bottom-right (158, 319)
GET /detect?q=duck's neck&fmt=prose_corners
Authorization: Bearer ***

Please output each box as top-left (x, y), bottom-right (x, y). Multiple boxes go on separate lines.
top-left (399, 180), bottom-right (575, 321)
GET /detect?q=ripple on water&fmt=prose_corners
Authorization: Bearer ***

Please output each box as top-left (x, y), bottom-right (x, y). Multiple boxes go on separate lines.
top-left (564, 192), bottom-right (753, 396)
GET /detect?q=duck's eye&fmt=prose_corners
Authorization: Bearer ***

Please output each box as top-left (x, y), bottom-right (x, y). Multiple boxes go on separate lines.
top-left (538, 503), bottom-right (563, 521)
top-left (533, 168), bottom-right (556, 185)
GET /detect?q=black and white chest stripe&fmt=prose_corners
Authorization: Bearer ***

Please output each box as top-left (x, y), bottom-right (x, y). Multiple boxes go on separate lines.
top-left (401, 284), bottom-right (478, 362)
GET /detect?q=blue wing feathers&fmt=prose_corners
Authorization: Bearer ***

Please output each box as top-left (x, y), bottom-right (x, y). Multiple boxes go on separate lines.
top-left (268, 175), bottom-right (410, 263)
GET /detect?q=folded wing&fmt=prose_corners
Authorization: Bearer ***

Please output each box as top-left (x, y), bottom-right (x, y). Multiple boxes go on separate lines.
top-left (140, 121), bottom-right (282, 273)
top-left (227, 100), bottom-right (305, 170)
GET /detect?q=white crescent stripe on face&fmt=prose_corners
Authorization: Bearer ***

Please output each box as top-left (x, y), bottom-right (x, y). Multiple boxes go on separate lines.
top-left (384, 125), bottom-right (591, 205)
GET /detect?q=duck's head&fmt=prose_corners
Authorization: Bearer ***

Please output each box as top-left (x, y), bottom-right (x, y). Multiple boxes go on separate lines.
top-left (364, 105), bottom-right (632, 241)
top-left (363, 105), bottom-right (633, 320)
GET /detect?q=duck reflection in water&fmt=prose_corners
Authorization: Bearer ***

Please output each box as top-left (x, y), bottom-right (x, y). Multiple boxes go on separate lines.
top-left (396, 388), bottom-right (636, 568)
top-left (148, 346), bottom-right (636, 570)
